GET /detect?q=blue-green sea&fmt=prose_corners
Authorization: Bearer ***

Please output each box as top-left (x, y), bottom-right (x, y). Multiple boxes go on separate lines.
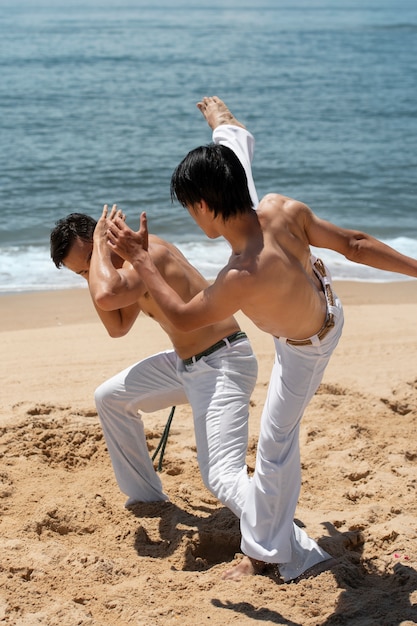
top-left (1, 0), bottom-right (416, 292)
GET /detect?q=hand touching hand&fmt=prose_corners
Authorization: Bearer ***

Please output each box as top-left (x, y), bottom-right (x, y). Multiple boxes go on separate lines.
top-left (107, 211), bottom-right (149, 265)
top-left (94, 204), bottom-right (125, 243)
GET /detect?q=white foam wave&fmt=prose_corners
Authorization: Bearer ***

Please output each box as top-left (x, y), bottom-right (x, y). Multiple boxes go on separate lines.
top-left (1, 237), bottom-right (416, 294)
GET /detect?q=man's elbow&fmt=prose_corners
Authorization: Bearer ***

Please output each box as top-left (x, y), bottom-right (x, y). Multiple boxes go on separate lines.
top-left (106, 326), bottom-right (129, 339)
top-left (94, 290), bottom-right (118, 311)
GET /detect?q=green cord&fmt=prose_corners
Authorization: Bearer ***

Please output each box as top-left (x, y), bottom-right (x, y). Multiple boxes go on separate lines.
top-left (152, 406), bottom-right (176, 472)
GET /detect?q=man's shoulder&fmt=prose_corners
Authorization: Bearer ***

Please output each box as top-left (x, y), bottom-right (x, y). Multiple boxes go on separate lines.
top-left (148, 233), bottom-right (167, 244)
top-left (148, 239), bottom-right (194, 277)
top-left (259, 193), bottom-right (306, 210)
top-left (261, 195), bottom-right (314, 233)
top-left (259, 192), bottom-right (287, 206)
top-left (257, 193), bottom-right (296, 218)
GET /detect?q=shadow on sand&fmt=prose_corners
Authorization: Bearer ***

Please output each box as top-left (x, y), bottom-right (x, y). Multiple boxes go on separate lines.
top-left (130, 505), bottom-right (417, 625)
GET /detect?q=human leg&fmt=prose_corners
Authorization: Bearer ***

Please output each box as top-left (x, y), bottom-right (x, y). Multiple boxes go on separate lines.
top-left (199, 95), bottom-right (259, 208)
top-left (181, 336), bottom-right (257, 517)
top-left (237, 300), bottom-right (344, 581)
top-left (213, 123), bottom-right (259, 209)
top-left (94, 350), bottom-right (188, 506)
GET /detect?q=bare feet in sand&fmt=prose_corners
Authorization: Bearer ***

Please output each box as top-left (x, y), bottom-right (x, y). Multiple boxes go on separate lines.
top-left (222, 555), bottom-right (337, 583)
top-left (222, 556), bottom-right (266, 581)
top-left (197, 95), bottom-right (246, 130)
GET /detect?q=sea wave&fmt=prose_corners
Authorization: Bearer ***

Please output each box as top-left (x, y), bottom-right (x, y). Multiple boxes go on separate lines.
top-left (1, 236), bottom-right (416, 295)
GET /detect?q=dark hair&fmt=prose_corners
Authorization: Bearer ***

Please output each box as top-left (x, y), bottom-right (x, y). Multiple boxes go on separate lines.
top-left (50, 213), bottom-right (97, 268)
top-left (170, 143), bottom-right (253, 220)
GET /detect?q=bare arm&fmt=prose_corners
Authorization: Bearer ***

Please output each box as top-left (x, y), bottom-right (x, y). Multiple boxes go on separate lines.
top-left (89, 297), bottom-right (140, 338)
top-left (303, 205), bottom-right (417, 278)
top-left (107, 212), bottom-right (241, 331)
top-left (88, 205), bottom-right (145, 337)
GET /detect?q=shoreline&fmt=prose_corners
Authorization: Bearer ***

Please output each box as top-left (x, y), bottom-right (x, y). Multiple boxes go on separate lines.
top-left (1, 280), bottom-right (417, 332)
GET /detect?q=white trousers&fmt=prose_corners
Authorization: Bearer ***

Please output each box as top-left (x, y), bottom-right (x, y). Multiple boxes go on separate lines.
top-left (212, 124), bottom-right (259, 209)
top-left (94, 124), bottom-right (258, 510)
top-left (94, 336), bottom-right (257, 515)
top-left (240, 279), bottom-right (344, 581)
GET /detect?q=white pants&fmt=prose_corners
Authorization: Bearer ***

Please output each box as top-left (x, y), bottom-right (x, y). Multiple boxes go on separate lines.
top-left (94, 125), bottom-right (258, 510)
top-left (94, 336), bottom-right (257, 515)
top-left (213, 125), bottom-right (259, 209)
top-left (240, 275), bottom-right (344, 581)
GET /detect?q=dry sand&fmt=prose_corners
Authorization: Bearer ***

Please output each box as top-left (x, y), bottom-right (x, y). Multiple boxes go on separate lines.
top-left (1, 282), bottom-right (417, 625)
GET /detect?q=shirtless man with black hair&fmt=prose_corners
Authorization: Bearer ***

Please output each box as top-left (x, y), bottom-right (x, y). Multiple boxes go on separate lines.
top-left (50, 98), bottom-right (259, 515)
top-left (107, 95), bottom-right (417, 583)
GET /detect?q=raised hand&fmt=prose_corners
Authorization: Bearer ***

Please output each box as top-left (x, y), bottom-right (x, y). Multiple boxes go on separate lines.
top-left (94, 204), bottom-right (126, 243)
top-left (107, 211), bottom-right (149, 265)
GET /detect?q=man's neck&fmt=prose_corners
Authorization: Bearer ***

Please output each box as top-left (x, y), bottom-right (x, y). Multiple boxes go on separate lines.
top-left (219, 210), bottom-right (260, 255)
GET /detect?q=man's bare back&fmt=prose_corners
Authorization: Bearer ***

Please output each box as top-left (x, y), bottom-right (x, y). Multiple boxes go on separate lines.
top-left (212, 193), bottom-right (329, 340)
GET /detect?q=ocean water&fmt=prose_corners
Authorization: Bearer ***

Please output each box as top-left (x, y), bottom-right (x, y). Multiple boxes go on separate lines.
top-left (1, 0), bottom-right (416, 293)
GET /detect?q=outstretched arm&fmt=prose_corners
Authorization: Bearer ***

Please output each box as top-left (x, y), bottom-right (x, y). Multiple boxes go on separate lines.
top-left (304, 206), bottom-right (417, 278)
top-left (107, 212), bottom-right (240, 331)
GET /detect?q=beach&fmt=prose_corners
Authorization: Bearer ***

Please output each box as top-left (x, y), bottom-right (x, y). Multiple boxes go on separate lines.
top-left (1, 282), bottom-right (417, 625)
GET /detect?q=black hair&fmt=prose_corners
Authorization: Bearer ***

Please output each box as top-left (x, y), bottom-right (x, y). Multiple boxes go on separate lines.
top-left (50, 213), bottom-right (97, 268)
top-left (170, 143), bottom-right (253, 219)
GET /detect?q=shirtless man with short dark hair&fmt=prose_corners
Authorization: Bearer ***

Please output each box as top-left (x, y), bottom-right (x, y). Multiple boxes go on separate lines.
top-left (50, 100), bottom-right (259, 514)
top-left (106, 95), bottom-right (417, 583)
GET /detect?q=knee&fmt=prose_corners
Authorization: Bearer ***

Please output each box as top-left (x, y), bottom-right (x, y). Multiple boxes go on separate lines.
top-left (94, 379), bottom-right (116, 411)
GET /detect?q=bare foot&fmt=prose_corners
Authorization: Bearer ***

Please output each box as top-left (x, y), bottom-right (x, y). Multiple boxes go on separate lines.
top-left (197, 95), bottom-right (246, 130)
top-left (222, 556), bottom-right (266, 581)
